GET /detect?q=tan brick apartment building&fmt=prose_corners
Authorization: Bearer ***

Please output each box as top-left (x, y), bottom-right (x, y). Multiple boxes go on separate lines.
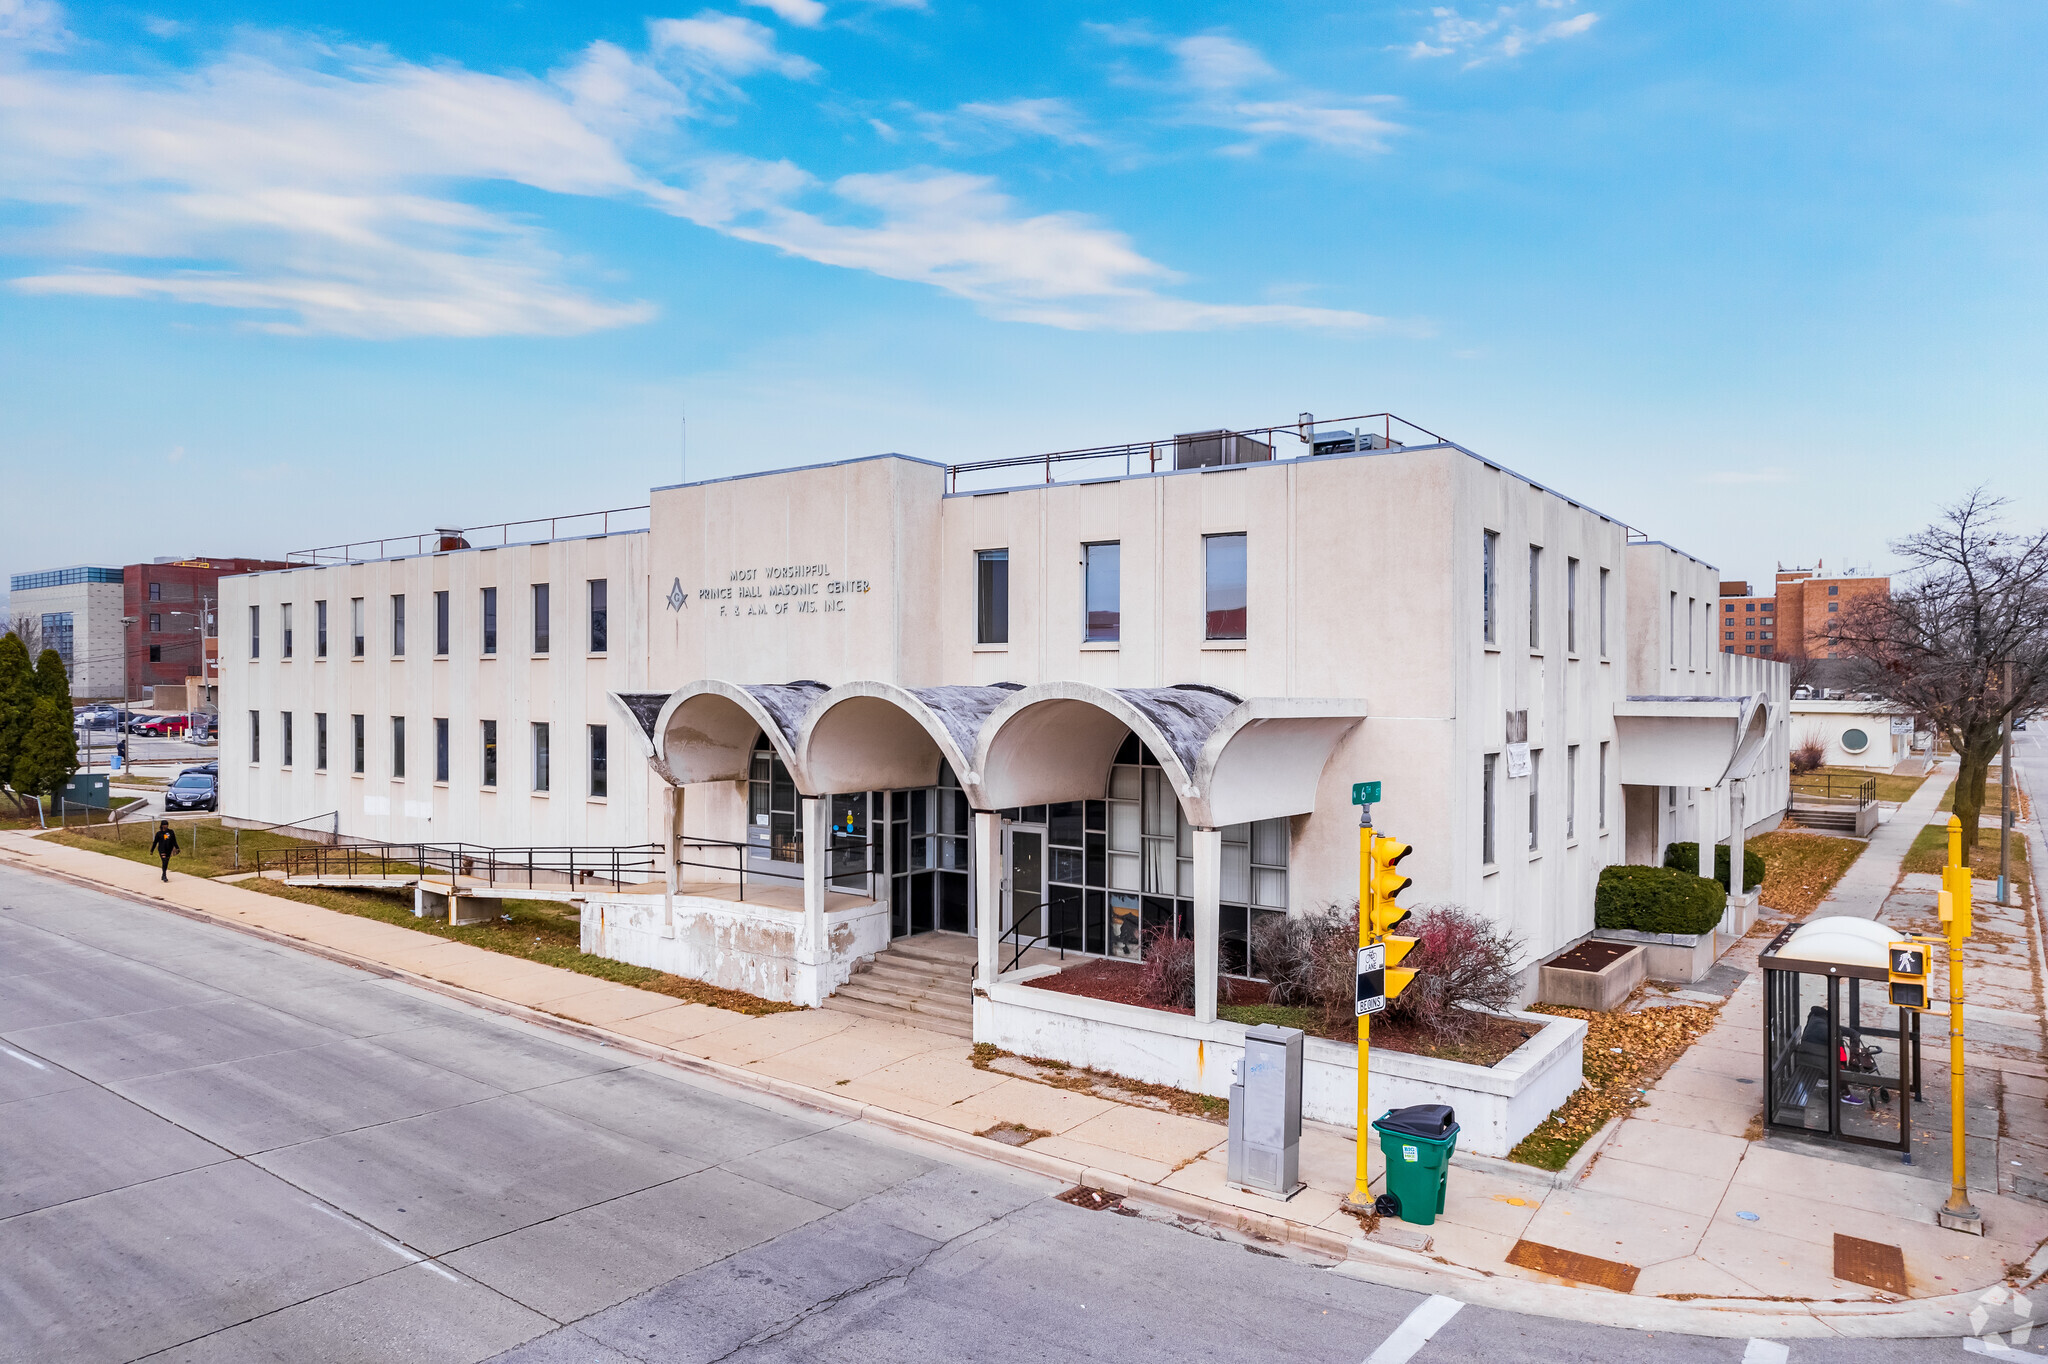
top-left (1719, 561), bottom-right (1889, 661)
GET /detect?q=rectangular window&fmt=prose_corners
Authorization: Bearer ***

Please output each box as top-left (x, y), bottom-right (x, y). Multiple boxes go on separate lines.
top-left (1204, 533), bottom-right (1247, 640)
top-left (148, 612), bottom-right (161, 633)
top-left (1482, 753), bottom-right (1497, 864)
top-left (481, 587), bottom-right (497, 655)
top-left (1598, 742), bottom-right (1608, 829)
top-left (316, 712), bottom-right (328, 771)
top-left (249, 605), bottom-right (261, 660)
top-left (351, 598), bottom-right (365, 658)
top-left (1529, 748), bottom-right (1542, 851)
top-left (1668, 592), bottom-right (1677, 664)
top-left (589, 723), bottom-right (608, 797)
top-left (1482, 530), bottom-right (1499, 645)
top-left (589, 579), bottom-right (608, 653)
top-left (249, 710), bottom-right (260, 762)
top-left (391, 594), bottom-right (406, 656)
top-left (435, 717), bottom-right (449, 782)
top-left (1598, 568), bottom-right (1610, 656)
top-left (976, 549), bottom-right (1009, 645)
top-left (281, 602), bottom-right (294, 659)
top-left (434, 591), bottom-right (449, 656)
top-left (148, 582), bottom-right (162, 602)
top-left (1566, 744), bottom-right (1578, 840)
top-left (1083, 543), bottom-right (1120, 642)
top-left (148, 645), bottom-right (162, 663)
top-left (391, 716), bottom-right (406, 779)
top-left (1528, 545), bottom-right (1542, 650)
top-left (316, 600), bottom-right (328, 657)
top-left (532, 722), bottom-right (550, 792)
top-left (531, 583), bottom-right (550, 653)
top-left (481, 720), bottom-right (497, 787)
top-left (1687, 597), bottom-right (1695, 668)
top-left (1566, 558), bottom-right (1579, 654)
top-left (282, 711), bottom-right (294, 767)
top-left (352, 715), bottom-right (365, 774)
top-left (41, 612), bottom-right (73, 667)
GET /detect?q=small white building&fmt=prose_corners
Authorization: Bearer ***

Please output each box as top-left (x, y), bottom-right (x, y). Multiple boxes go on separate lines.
top-left (1790, 698), bottom-right (1912, 771)
top-left (219, 419), bottom-right (1790, 1145)
top-left (8, 565), bottom-right (126, 699)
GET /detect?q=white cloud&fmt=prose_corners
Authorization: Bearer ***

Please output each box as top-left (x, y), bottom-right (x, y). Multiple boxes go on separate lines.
top-left (0, 0), bottom-right (68, 49)
top-left (140, 14), bottom-right (184, 38)
top-left (915, 97), bottom-right (1099, 150)
top-left (1407, 4), bottom-right (1600, 67)
top-left (743, 0), bottom-right (826, 27)
top-left (0, 8), bottom-right (1379, 337)
top-left (1106, 28), bottom-right (1401, 156)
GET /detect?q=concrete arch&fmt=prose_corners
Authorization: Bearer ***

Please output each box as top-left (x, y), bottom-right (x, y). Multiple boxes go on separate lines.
top-left (1193, 699), bottom-right (1371, 829)
top-left (975, 683), bottom-right (1200, 815)
top-left (795, 682), bottom-right (1018, 802)
top-left (650, 680), bottom-right (826, 790)
top-left (1721, 692), bottom-right (1774, 784)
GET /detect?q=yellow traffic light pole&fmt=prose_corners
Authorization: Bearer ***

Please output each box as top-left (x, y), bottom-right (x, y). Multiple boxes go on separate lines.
top-left (1350, 812), bottom-right (1375, 1211)
top-left (1939, 815), bottom-right (1980, 1230)
top-left (1348, 801), bottom-right (1417, 1212)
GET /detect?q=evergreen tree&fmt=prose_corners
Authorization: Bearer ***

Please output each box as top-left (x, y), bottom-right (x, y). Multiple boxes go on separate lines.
top-left (12, 648), bottom-right (79, 803)
top-left (33, 646), bottom-right (71, 705)
top-left (0, 632), bottom-right (33, 798)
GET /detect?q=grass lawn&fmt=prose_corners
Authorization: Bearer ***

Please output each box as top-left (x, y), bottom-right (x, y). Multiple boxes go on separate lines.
top-left (1901, 821), bottom-right (2030, 888)
top-left (43, 817), bottom-right (360, 879)
top-left (241, 878), bottom-right (798, 1015)
top-left (1936, 778), bottom-right (2030, 822)
top-left (1, 796), bottom-right (144, 832)
top-left (1746, 830), bottom-right (1866, 916)
top-left (1793, 765), bottom-right (1928, 804)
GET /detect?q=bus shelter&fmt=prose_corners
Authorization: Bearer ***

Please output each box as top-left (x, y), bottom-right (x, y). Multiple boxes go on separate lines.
top-left (1759, 916), bottom-right (1923, 1156)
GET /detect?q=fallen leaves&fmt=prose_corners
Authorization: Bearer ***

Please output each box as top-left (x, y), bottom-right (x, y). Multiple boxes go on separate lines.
top-left (1509, 1000), bottom-right (1720, 1171)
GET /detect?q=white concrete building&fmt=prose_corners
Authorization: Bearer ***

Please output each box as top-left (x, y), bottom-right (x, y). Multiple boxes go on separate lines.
top-left (1789, 699), bottom-right (1913, 771)
top-left (8, 565), bottom-right (125, 698)
top-left (220, 421), bottom-right (1789, 1145)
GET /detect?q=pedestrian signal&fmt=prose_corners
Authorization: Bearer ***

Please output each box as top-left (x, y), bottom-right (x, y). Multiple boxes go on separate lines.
top-left (1887, 941), bottom-right (1930, 1011)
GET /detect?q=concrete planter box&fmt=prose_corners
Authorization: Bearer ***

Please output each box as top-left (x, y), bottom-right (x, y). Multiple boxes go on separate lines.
top-left (1720, 889), bottom-right (1759, 940)
top-left (1589, 926), bottom-right (1720, 985)
top-left (1537, 941), bottom-right (1646, 1012)
top-left (580, 890), bottom-right (890, 1007)
top-left (974, 974), bottom-right (1586, 1159)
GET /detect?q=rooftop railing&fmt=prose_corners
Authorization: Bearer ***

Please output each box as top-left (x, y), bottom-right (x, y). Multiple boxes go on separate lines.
top-left (287, 505), bottom-right (651, 566)
top-left (941, 412), bottom-right (1453, 494)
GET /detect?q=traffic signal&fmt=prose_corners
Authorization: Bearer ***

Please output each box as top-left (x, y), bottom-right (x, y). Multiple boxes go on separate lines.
top-left (1887, 941), bottom-right (1931, 1011)
top-left (1938, 863), bottom-right (1973, 940)
top-left (1365, 832), bottom-right (1418, 1001)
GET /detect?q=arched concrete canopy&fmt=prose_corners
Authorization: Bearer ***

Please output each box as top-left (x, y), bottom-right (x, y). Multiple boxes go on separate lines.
top-left (1723, 693), bottom-right (1774, 784)
top-left (650, 680), bottom-right (828, 790)
top-left (796, 682), bottom-right (1020, 802)
top-left (976, 683), bottom-right (1368, 827)
top-left (609, 692), bottom-right (674, 784)
top-left (1614, 692), bottom-right (1773, 788)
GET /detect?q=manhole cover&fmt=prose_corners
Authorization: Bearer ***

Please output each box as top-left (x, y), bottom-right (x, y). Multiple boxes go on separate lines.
top-left (1833, 1233), bottom-right (1907, 1295)
top-left (1506, 1239), bottom-right (1641, 1293)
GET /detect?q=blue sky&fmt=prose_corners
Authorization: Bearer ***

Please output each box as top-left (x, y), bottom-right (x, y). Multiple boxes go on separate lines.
top-left (3, 0), bottom-right (2045, 605)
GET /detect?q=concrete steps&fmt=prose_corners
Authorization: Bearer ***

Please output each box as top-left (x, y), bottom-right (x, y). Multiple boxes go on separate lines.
top-left (823, 934), bottom-right (976, 1038)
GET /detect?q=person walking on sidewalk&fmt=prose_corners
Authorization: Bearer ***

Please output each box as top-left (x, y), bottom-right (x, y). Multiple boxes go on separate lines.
top-left (150, 820), bottom-right (180, 882)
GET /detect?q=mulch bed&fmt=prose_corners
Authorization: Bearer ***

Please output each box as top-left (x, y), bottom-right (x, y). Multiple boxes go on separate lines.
top-left (1544, 940), bottom-right (1637, 973)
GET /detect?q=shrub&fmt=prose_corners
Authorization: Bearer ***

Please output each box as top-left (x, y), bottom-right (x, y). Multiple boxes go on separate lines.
top-left (1251, 903), bottom-right (1358, 1029)
top-left (1383, 905), bottom-right (1524, 1043)
top-left (1138, 926), bottom-right (1196, 1010)
top-left (1661, 841), bottom-right (1764, 893)
top-left (1595, 864), bottom-right (1726, 936)
top-left (1791, 727), bottom-right (1827, 774)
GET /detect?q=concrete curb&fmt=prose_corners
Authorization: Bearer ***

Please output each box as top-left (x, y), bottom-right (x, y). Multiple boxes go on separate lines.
top-left (2, 846), bottom-right (2039, 1340)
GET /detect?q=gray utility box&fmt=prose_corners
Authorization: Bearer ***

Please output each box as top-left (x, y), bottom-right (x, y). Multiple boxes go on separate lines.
top-left (1227, 1024), bottom-right (1305, 1200)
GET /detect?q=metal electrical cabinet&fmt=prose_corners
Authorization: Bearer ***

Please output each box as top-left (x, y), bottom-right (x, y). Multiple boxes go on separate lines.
top-left (1227, 1024), bottom-right (1305, 1199)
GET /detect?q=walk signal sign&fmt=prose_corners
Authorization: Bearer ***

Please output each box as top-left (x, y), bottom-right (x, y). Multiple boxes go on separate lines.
top-left (1888, 941), bottom-right (1931, 1011)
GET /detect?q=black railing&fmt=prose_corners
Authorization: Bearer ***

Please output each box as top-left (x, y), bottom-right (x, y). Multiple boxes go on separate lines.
top-left (999, 901), bottom-right (1087, 974)
top-left (262, 840), bottom-right (662, 891)
top-left (1790, 773), bottom-right (1877, 806)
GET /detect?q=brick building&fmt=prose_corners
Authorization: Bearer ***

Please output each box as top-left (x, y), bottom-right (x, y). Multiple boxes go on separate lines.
top-left (126, 557), bottom-right (290, 703)
top-left (1718, 561), bottom-right (1890, 662)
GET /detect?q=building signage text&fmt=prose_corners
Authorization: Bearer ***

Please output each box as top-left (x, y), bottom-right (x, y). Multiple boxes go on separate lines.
top-left (686, 564), bottom-right (872, 618)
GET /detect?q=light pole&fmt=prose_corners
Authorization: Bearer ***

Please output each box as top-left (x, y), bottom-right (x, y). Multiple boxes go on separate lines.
top-left (118, 616), bottom-right (138, 775)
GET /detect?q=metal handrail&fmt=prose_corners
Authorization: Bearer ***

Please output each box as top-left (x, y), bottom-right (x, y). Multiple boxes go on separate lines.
top-left (999, 903), bottom-right (1071, 974)
top-left (943, 412), bottom-right (1452, 493)
top-left (260, 839), bottom-right (663, 892)
top-left (233, 809), bottom-right (340, 870)
top-left (1790, 773), bottom-right (1878, 806)
top-left (287, 505), bottom-right (650, 566)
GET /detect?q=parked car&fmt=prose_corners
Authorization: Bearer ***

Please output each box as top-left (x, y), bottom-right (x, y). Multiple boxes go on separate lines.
top-left (74, 712), bottom-right (119, 733)
top-left (133, 715), bottom-right (186, 736)
top-left (179, 761), bottom-right (219, 777)
top-left (164, 771), bottom-right (218, 813)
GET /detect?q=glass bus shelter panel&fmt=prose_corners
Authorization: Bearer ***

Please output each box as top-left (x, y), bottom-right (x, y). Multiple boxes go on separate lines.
top-left (1838, 977), bottom-right (1911, 1146)
top-left (1766, 969), bottom-right (1833, 1133)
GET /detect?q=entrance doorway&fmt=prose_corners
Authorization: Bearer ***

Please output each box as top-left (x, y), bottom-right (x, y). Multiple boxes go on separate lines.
top-left (1003, 822), bottom-right (1045, 943)
top-left (886, 762), bottom-right (972, 939)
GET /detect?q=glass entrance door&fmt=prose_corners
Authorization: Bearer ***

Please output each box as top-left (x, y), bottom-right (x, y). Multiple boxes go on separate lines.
top-left (1005, 825), bottom-right (1045, 943)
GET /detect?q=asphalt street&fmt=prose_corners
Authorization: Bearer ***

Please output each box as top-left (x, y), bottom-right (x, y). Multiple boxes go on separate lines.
top-left (0, 864), bottom-right (2025, 1363)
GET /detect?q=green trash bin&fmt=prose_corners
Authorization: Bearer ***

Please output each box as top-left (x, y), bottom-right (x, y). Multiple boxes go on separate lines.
top-left (1372, 1104), bottom-right (1460, 1226)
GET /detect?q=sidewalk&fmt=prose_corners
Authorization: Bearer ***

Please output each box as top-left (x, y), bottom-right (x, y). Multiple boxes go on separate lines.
top-left (1815, 764), bottom-right (1953, 918)
top-left (4, 816), bottom-right (2045, 1341)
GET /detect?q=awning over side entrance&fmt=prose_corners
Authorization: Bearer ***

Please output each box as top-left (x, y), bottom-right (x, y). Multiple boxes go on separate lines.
top-left (1614, 691), bottom-right (1772, 788)
top-left (797, 681), bottom-right (1022, 800)
top-left (648, 680), bottom-right (829, 786)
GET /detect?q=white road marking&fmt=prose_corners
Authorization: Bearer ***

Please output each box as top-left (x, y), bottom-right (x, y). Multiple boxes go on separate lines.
top-left (1, 1045), bottom-right (49, 1070)
top-left (308, 1202), bottom-right (420, 1262)
top-left (1743, 1341), bottom-right (1789, 1364)
top-left (1364, 1295), bottom-right (1464, 1364)
top-left (1965, 1338), bottom-right (2033, 1360)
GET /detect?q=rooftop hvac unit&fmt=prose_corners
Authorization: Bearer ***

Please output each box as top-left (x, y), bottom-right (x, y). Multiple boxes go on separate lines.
top-left (1311, 428), bottom-right (1403, 456)
top-left (1174, 429), bottom-right (1275, 470)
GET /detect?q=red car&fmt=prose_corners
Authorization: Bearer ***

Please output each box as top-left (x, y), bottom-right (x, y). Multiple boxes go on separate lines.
top-left (134, 714), bottom-right (189, 736)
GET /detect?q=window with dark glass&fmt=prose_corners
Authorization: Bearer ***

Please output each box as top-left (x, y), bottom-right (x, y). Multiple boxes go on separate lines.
top-left (1483, 531), bottom-right (1499, 644)
top-left (351, 598), bottom-right (365, 657)
top-left (282, 711), bottom-right (293, 767)
top-left (482, 720), bottom-right (497, 787)
top-left (976, 550), bottom-right (1009, 645)
top-left (589, 724), bottom-right (607, 797)
top-left (391, 716), bottom-right (405, 779)
top-left (434, 591), bottom-right (449, 656)
top-left (750, 737), bottom-right (800, 861)
top-left (391, 594), bottom-right (405, 656)
top-left (531, 584), bottom-right (550, 654)
top-left (589, 579), bottom-right (608, 653)
top-left (148, 645), bottom-right (161, 662)
top-left (249, 710), bottom-right (260, 762)
top-left (316, 600), bottom-right (328, 657)
top-left (532, 722), bottom-right (550, 791)
top-left (281, 602), bottom-right (293, 659)
top-left (148, 581), bottom-right (162, 602)
top-left (1528, 545), bottom-right (1542, 650)
top-left (435, 717), bottom-right (449, 782)
top-left (249, 605), bottom-right (260, 659)
top-left (352, 714), bottom-right (365, 773)
top-left (316, 712), bottom-right (327, 771)
top-left (481, 587), bottom-right (497, 655)
top-left (1566, 557), bottom-right (1579, 654)
top-left (149, 612), bottom-right (161, 632)
top-left (1083, 543), bottom-right (1120, 642)
top-left (1482, 753), bottom-right (1497, 863)
top-left (1204, 533), bottom-right (1247, 640)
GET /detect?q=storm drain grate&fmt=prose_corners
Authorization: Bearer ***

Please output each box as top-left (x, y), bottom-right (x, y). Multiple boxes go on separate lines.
top-left (1833, 1233), bottom-right (1907, 1295)
top-left (1505, 1239), bottom-right (1641, 1293)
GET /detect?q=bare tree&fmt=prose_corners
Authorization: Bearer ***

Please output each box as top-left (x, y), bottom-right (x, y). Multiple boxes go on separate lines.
top-left (1832, 490), bottom-right (2048, 855)
top-left (8, 615), bottom-right (44, 659)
